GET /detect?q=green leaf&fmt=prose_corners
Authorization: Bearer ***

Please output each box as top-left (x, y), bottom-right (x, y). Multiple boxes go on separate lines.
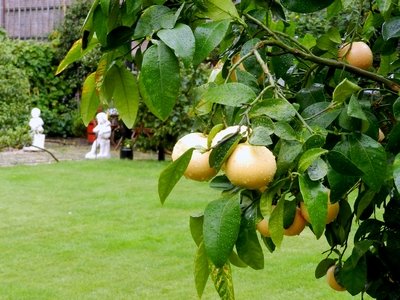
top-left (157, 23), bottom-right (195, 67)
top-left (190, 214), bottom-right (204, 247)
top-left (298, 175), bottom-right (328, 239)
top-left (295, 83), bottom-right (326, 110)
top-left (194, 241), bottom-right (210, 298)
top-left (81, 73), bottom-right (100, 126)
top-left (347, 134), bottom-right (387, 191)
top-left (133, 5), bottom-right (175, 38)
top-left (209, 135), bottom-right (242, 171)
top-left (93, 5), bottom-right (107, 46)
top-left (203, 197), bottom-right (242, 267)
top-left (107, 65), bottom-right (139, 128)
top-left (99, 0), bottom-right (110, 15)
top-left (139, 42), bottom-right (180, 121)
top-left (274, 122), bottom-right (298, 141)
top-left (376, 0), bottom-right (392, 17)
top-left (106, 26), bottom-right (135, 50)
top-left (327, 167), bottom-right (359, 200)
top-left (203, 83), bottom-right (256, 107)
top-left (347, 95), bottom-right (367, 121)
top-left (393, 97), bottom-right (400, 121)
top-left (298, 148), bottom-right (328, 173)
top-left (202, 0), bottom-right (239, 20)
top-left (236, 216), bottom-right (264, 270)
top-left (301, 102), bottom-right (341, 128)
top-left (394, 153), bottom-right (400, 194)
top-left (210, 263), bottom-right (235, 299)
top-left (281, 0), bottom-right (335, 13)
top-left (308, 158), bottom-right (328, 181)
top-left (193, 20), bottom-right (230, 66)
top-left (249, 98), bottom-right (297, 121)
top-left (276, 140), bottom-right (303, 177)
top-left (332, 79), bottom-right (362, 108)
top-left (326, 150), bottom-right (364, 176)
top-left (268, 197), bottom-right (284, 247)
top-left (382, 17), bottom-right (400, 41)
top-left (56, 37), bottom-right (99, 75)
top-left (158, 148), bottom-right (194, 204)
top-left (315, 258), bottom-right (337, 279)
top-left (248, 126), bottom-right (273, 146)
top-left (340, 241), bottom-right (372, 295)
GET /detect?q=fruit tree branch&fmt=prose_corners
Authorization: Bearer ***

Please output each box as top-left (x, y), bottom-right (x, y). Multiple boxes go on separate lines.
top-left (245, 14), bottom-right (400, 93)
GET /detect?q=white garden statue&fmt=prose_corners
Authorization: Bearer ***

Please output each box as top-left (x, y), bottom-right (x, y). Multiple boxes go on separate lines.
top-left (85, 112), bottom-right (112, 159)
top-left (24, 107), bottom-right (45, 151)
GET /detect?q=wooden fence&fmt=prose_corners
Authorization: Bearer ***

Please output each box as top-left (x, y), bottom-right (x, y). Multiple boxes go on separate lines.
top-left (0, 0), bottom-right (74, 40)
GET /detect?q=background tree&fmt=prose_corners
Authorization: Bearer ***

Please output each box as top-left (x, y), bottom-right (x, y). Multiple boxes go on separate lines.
top-left (59, 0), bottom-right (400, 299)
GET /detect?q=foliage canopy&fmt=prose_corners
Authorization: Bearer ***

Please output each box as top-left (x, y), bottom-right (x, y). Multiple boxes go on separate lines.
top-left (60, 0), bottom-right (400, 299)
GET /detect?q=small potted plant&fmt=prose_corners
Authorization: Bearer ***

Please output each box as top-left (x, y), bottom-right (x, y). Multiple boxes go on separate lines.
top-left (120, 138), bottom-right (134, 160)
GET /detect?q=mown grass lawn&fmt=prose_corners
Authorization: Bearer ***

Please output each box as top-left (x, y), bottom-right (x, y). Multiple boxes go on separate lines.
top-left (0, 159), bottom-right (362, 299)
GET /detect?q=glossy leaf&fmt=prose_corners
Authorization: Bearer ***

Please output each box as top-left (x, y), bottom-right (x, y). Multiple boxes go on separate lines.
top-left (236, 216), bottom-right (264, 270)
top-left (276, 140), bottom-right (303, 177)
top-left (340, 241), bottom-right (372, 295)
top-left (382, 17), bottom-right (400, 41)
top-left (298, 148), bottom-right (328, 173)
top-left (158, 148), bottom-right (194, 204)
top-left (202, 0), bottom-right (239, 20)
top-left (209, 134), bottom-right (242, 171)
top-left (139, 42), bottom-right (180, 120)
top-left (347, 134), bottom-right (387, 191)
top-left (194, 241), bottom-right (210, 298)
top-left (301, 102), bottom-right (341, 128)
top-left (295, 83), bottom-right (326, 110)
top-left (327, 167), bottom-right (359, 200)
top-left (157, 23), bottom-right (195, 67)
top-left (203, 197), bottom-right (241, 267)
top-left (315, 258), bottom-right (337, 279)
top-left (281, 0), bottom-right (335, 13)
top-left (332, 79), bottom-right (361, 108)
top-left (274, 122), bottom-right (298, 141)
top-left (203, 83), bottom-right (256, 107)
top-left (56, 37), bottom-right (99, 75)
top-left (193, 20), bottom-right (230, 66)
top-left (107, 64), bottom-right (139, 128)
top-left (250, 98), bottom-right (297, 121)
top-left (134, 5), bottom-right (175, 38)
top-left (298, 175), bottom-right (328, 239)
top-left (307, 158), bottom-right (328, 181)
top-left (347, 95), bottom-right (367, 120)
top-left (326, 150), bottom-right (364, 176)
top-left (81, 73), bottom-right (100, 126)
top-left (268, 196), bottom-right (284, 247)
top-left (248, 126), bottom-right (273, 146)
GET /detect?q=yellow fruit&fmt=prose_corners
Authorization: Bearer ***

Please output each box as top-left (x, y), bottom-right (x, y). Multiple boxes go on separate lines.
top-left (338, 41), bottom-right (373, 70)
top-left (300, 195), bottom-right (340, 225)
top-left (284, 208), bottom-right (307, 236)
top-left (225, 143), bottom-right (276, 190)
top-left (171, 132), bottom-right (217, 181)
top-left (256, 207), bottom-right (306, 237)
top-left (326, 265), bottom-right (346, 292)
top-left (256, 218), bottom-right (271, 237)
top-left (211, 125), bottom-right (249, 147)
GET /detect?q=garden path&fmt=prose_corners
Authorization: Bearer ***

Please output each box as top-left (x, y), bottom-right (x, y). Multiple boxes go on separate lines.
top-left (0, 138), bottom-right (158, 167)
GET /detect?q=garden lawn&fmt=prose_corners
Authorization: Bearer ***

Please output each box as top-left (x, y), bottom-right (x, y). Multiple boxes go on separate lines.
top-left (0, 159), bottom-right (363, 300)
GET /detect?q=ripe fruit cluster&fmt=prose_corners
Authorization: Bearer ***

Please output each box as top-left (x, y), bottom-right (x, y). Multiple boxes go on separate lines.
top-left (256, 191), bottom-right (340, 238)
top-left (171, 126), bottom-right (277, 190)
